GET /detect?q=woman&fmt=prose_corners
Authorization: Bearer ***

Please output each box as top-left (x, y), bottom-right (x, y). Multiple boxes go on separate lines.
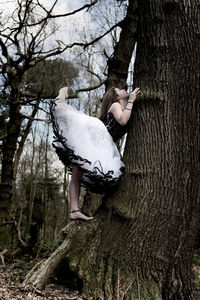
top-left (51, 86), bottom-right (140, 220)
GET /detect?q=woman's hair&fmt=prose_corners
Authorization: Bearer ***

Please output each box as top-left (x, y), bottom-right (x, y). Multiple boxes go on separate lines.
top-left (99, 87), bottom-right (118, 120)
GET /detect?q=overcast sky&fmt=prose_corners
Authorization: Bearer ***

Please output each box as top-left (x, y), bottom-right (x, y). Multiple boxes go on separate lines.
top-left (0, 0), bottom-right (96, 45)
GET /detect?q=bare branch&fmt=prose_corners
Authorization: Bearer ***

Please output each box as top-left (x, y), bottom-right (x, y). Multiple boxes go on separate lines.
top-left (69, 20), bottom-right (122, 50)
top-left (69, 80), bottom-right (106, 99)
top-left (18, 81), bottom-right (107, 104)
top-left (29, 20), bottom-right (122, 66)
top-left (32, 105), bottom-right (50, 115)
top-left (21, 114), bottom-right (51, 123)
top-left (28, 17), bottom-right (50, 53)
top-left (17, 81), bottom-right (106, 104)
top-left (36, 0), bottom-right (59, 15)
top-left (0, 220), bottom-right (14, 227)
top-left (26, 0), bottom-right (98, 27)
top-left (14, 0), bottom-right (31, 42)
top-left (0, 37), bottom-right (9, 59)
top-left (80, 63), bottom-right (102, 82)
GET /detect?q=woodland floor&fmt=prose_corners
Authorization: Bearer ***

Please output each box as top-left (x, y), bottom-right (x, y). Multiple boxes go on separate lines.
top-left (0, 256), bottom-right (93, 300)
top-left (0, 256), bottom-right (199, 300)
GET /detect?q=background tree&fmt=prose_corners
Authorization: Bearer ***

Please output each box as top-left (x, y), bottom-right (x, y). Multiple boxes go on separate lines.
top-left (13, 58), bottom-right (79, 178)
top-left (25, 58), bottom-right (79, 98)
top-left (24, 0), bottom-right (200, 299)
top-left (13, 123), bottom-right (66, 251)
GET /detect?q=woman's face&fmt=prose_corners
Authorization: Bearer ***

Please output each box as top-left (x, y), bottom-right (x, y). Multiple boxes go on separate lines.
top-left (114, 88), bottom-right (129, 100)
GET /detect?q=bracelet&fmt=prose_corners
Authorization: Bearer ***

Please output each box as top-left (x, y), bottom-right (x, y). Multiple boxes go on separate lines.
top-left (125, 108), bottom-right (132, 111)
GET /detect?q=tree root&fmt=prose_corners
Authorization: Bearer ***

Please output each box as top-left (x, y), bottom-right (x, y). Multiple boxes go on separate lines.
top-left (23, 222), bottom-right (78, 290)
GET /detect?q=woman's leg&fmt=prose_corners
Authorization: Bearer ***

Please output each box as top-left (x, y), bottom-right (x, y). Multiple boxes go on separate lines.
top-left (69, 166), bottom-right (93, 221)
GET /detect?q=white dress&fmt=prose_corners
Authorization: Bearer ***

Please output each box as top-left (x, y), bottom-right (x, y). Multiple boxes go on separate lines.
top-left (51, 99), bottom-right (126, 194)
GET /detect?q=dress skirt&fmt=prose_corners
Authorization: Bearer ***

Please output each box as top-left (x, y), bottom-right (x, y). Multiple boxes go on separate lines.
top-left (51, 99), bottom-right (125, 193)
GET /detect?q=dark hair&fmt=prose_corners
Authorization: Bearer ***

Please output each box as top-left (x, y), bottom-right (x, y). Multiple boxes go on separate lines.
top-left (99, 87), bottom-right (118, 121)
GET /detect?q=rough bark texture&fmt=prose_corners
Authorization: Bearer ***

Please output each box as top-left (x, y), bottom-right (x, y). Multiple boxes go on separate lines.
top-left (131, 1), bottom-right (200, 297)
top-left (24, 1), bottom-right (200, 299)
top-left (0, 93), bottom-right (21, 246)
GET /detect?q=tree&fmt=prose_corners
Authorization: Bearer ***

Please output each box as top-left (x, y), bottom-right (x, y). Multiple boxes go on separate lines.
top-left (24, 0), bottom-right (200, 299)
top-left (13, 58), bottom-right (79, 178)
top-left (13, 127), bottom-right (66, 250)
top-left (25, 58), bottom-right (79, 97)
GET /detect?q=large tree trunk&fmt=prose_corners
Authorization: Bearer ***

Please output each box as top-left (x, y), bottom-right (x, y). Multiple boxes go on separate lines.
top-left (121, 0), bottom-right (200, 298)
top-left (24, 1), bottom-right (200, 299)
top-left (0, 98), bottom-right (21, 246)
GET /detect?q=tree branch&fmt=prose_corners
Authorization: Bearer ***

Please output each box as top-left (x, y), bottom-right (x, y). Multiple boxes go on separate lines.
top-left (80, 63), bottom-right (103, 82)
top-left (0, 220), bottom-right (14, 227)
top-left (20, 114), bottom-right (51, 123)
top-left (28, 20), bottom-right (122, 67)
top-left (14, 98), bottom-right (41, 176)
top-left (33, 105), bottom-right (50, 115)
top-left (26, 0), bottom-right (98, 27)
top-left (12, 81), bottom-right (106, 105)
top-left (69, 80), bottom-right (106, 98)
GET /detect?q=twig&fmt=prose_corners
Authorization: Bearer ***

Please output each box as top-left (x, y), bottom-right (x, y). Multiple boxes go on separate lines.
top-left (20, 114), bottom-right (51, 123)
top-left (0, 220), bottom-right (14, 226)
top-left (23, 284), bottom-right (45, 296)
top-left (136, 267), bottom-right (141, 300)
top-left (80, 63), bottom-right (103, 82)
top-left (121, 279), bottom-right (134, 300)
top-left (117, 268), bottom-right (120, 300)
top-left (26, 0), bottom-right (99, 27)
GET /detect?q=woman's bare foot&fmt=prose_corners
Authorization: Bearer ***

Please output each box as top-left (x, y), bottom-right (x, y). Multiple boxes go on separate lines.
top-left (70, 210), bottom-right (93, 221)
top-left (56, 87), bottom-right (68, 100)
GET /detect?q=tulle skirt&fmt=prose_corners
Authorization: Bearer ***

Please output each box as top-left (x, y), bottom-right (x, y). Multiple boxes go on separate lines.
top-left (51, 99), bottom-right (124, 193)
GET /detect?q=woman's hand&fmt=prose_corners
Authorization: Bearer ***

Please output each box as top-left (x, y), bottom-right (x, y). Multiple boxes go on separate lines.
top-left (129, 87), bottom-right (140, 102)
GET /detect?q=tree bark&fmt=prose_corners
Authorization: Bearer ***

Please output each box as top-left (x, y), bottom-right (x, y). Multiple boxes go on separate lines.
top-left (0, 99), bottom-right (21, 246)
top-left (130, 0), bottom-right (200, 298)
top-left (14, 100), bottom-right (40, 178)
top-left (24, 1), bottom-right (200, 299)
top-left (105, 0), bottom-right (138, 90)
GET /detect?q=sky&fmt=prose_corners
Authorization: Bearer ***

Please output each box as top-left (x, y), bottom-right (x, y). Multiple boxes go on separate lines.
top-left (0, 0), bottom-right (96, 44)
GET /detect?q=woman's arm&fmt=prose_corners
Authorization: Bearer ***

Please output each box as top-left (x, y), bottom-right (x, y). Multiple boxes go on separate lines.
top-left (109, 88), bottom-right (140, 126)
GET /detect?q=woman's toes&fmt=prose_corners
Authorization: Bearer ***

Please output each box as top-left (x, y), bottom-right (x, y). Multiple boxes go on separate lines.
top-left (70, 211), bottom-right (93, 221)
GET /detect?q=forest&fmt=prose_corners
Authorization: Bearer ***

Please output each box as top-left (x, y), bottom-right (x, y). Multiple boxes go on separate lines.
top-left (0, 0), bottom-right (200, 299)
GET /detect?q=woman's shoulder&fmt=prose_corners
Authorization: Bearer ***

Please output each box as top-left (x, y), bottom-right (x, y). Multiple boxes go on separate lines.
top-left (108, 102), bottom-right (122, 113)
